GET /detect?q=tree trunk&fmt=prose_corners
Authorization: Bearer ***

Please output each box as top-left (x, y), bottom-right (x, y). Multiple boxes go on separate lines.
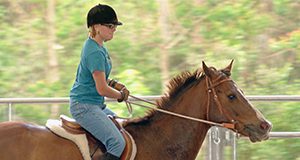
top-left (47, 0), bottom-right (60, 118)
top-left (157, 0), bottom-right (171, 90)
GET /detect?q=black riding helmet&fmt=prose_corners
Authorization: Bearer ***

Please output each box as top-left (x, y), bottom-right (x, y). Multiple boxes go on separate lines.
top-left (87, 4), bottom-right (122, 28)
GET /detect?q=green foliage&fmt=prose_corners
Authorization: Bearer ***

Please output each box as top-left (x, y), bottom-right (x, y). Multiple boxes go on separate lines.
top-left (238, 138), bottom-right (300, 160)
top-left (0, 0), bottom-right (299, 159)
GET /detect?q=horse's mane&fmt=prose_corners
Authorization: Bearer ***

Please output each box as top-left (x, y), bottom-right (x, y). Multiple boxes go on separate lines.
top-left (123, 68), bottom-right (207, 127)
top-left (157, 70), bottom-right (204, 110)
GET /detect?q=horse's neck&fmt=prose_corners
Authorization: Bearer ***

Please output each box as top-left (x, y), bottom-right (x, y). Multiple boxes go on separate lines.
top-left (126, 81), bottom-right (210, 159)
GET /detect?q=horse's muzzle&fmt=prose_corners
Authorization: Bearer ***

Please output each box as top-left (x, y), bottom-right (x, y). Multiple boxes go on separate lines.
top-left (244, 120), bottom-right (272, 142)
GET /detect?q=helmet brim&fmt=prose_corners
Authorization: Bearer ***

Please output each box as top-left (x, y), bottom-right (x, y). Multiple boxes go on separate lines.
top-left (113, 21), bottom-right (123, 25)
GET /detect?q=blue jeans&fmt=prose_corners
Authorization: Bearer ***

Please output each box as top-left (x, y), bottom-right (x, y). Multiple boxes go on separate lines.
top-left (70, 100), bottom-right (125, 157)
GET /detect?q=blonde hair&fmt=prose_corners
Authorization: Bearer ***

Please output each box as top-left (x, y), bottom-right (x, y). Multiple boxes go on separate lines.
top-left (88, 26), bottom-right (97, 38)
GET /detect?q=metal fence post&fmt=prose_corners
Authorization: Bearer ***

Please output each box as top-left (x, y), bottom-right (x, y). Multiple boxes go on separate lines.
top-left (233, 131), bottom-right (237, 160)
top-left (207, 127), bottom-right (223, 160)
top-left (8, 102), bottom-right (12, 121)
top-left (207, 126), bottom-right (237, 160)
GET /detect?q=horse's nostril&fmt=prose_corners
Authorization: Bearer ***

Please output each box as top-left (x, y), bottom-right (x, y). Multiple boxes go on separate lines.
top-left (260, 121), bottom-right (271, 130)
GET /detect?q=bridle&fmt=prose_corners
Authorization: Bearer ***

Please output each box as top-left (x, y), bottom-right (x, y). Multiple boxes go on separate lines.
top-left (205, 75), bottom-right (237, 129)
top-left (123, 74), bottom-right (237, 130)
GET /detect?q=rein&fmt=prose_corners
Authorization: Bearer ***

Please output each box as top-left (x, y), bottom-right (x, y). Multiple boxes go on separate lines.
top-left (123, 76), bottom-right (236, 130)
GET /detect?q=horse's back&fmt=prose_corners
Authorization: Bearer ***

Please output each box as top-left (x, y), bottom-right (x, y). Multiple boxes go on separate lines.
top-left (0, 121), bottom-right (82, 160)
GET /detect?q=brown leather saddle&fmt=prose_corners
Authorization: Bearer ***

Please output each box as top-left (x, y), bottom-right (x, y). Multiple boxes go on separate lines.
top-left (60, 115), bottom-right (135, 160)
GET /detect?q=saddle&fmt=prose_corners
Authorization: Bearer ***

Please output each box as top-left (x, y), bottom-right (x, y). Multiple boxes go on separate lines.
top-left (46, 115), bottom-right (136, 160)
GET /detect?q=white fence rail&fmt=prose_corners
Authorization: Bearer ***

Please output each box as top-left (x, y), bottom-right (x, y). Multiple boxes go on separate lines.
top-left (1, 95), bottom-right (300, 160)
top-left (1, 95), bottom-right (300, 104)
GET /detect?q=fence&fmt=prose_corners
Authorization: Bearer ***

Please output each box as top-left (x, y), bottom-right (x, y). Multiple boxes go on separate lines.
top-left (1, 95), bottom-right (300, 160)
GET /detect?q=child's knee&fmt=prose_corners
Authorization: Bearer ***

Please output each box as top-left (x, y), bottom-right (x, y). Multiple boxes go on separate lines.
top-left (116, 136), bottom-right (126, 150)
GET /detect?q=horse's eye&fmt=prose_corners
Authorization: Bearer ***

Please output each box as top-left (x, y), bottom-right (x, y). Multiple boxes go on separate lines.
top-left (228, 94), bottom-right (236, 100)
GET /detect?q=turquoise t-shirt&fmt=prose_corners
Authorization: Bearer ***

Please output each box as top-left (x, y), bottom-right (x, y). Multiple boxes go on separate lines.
top-left (70, 37), bottom-right (112, 104)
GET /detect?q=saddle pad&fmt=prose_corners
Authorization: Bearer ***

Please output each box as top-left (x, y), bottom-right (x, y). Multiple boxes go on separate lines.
top-left (46, 119), bottom-right (91, 160)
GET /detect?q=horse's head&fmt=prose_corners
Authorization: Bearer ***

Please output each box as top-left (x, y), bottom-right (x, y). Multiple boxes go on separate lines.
top-left (202, 60), bottom-right (272, 142)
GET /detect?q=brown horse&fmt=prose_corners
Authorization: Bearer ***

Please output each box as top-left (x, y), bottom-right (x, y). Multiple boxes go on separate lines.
top-left (0, 61), bottom-right (272, 160)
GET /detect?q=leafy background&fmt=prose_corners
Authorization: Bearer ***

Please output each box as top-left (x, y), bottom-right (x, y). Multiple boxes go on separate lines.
top-left (0, 0), bottom-right (299, 159)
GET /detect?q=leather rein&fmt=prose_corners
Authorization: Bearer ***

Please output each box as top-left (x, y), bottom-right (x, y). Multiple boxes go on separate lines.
top-left (123, 76), bottom-right (237, 130)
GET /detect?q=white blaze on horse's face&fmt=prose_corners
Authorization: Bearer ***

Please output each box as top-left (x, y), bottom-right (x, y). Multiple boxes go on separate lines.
top-left (202, 60), bottom-right (272, 142)
top-left (231, 82), bottom-right (272, 142)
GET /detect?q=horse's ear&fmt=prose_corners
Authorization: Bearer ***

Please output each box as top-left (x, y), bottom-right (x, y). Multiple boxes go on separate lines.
top-left (202, 61), bottom-right (214, 78)
top-left (222, 59), bottom-right (234, 76)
